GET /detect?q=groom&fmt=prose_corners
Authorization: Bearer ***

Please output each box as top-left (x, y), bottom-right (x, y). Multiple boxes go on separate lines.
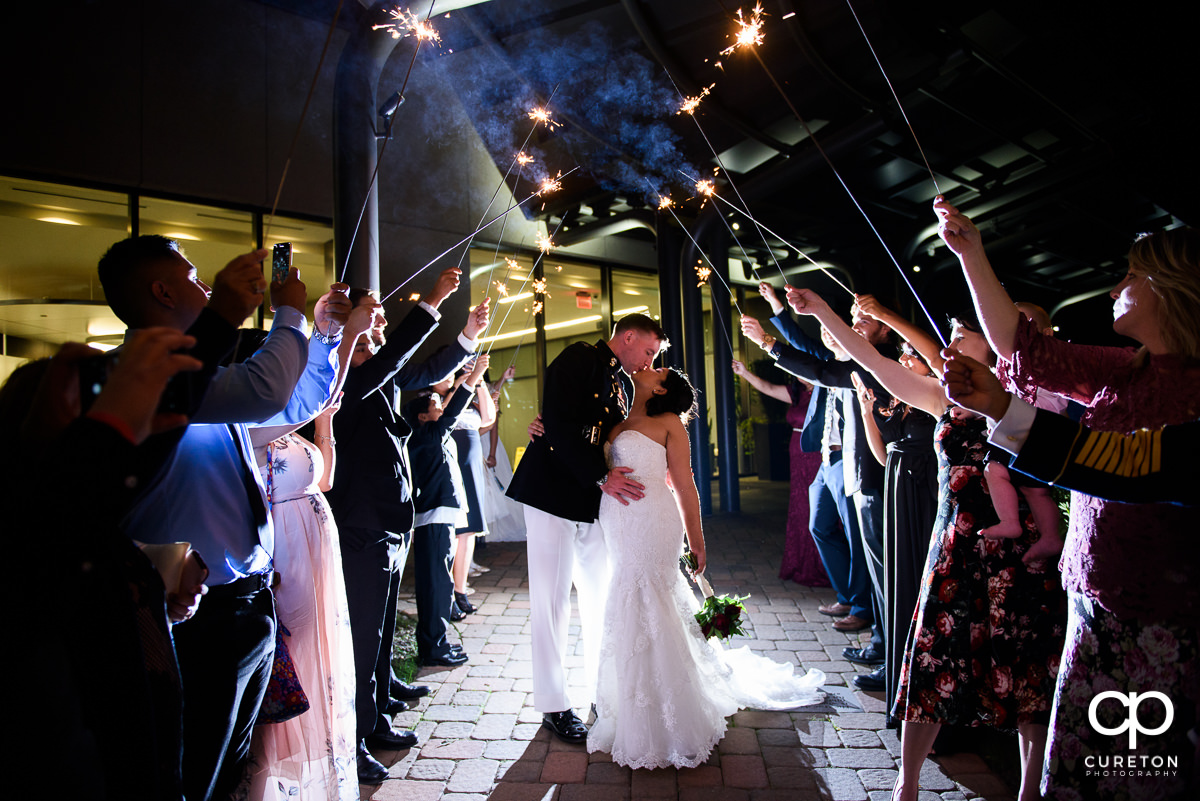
top-left (507, 313), bottom-right (667, 743)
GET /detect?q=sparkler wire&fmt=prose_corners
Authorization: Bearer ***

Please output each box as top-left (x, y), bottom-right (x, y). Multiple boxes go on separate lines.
top-left (746, 46), bottom-right (946, 345)
top-left (482, 213), bottom-right (569, 356)
top-left (338, 0), bottom-right (439, 285)
top-left (660, 201), bottom-right (739, 357)
top-left (667, 75), bottom-right (787, 283)
top-left (683, 170), bottom-right (854, 297)
top-left (842, 0), bottom-right (941, 194)
top-left (264, 0), bottom-right (346, 243)
top-left (379, 167), bottom-right (578, 304)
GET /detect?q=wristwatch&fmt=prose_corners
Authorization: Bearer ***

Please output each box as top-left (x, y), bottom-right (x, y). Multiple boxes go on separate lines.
top-left (312, 325), bottom-right (342, 346)
top-left (759, 334), bottom-right (776, 352)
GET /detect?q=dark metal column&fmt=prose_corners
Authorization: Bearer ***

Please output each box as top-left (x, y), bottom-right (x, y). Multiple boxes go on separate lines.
top-left (656, 217), bottom-right (684, 370)
top-left (709, 225), bottom-right (739, 513)
top-left (333, 2), bottom-right (399, 292)
top-left (680, 234), bottom-right (712, 516)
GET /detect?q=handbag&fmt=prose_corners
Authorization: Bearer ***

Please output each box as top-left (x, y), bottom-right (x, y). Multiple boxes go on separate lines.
top-left (258, 622), bottom-right (310, 724)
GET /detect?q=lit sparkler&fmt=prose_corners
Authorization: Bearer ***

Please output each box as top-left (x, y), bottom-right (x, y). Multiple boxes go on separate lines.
top-left (538, 174), bottom-right (563, 196)
top-left (721, 4), bottom-right (766, 56)
top-left (527, 106), bottom-right (561, 129)
top-left (408, 293), bottom-right (421, 301)
top-left (535, 232), bottom-right (554, 253)
top-left (373, 8), bottom-right (441, 43)
top-left (677, 84), bottom-right (715, 116)
top-left (531, 277), bottom-right (549, 296)
top-left (493, 280), bottom-right (510, 297)
top-left (695, 264), bottom-right (712, 287)
top-left (531, 300), bottom-right (543, 315)
top-left (516, 151), bottom-right (534, 166)
top-left (695, 179), bottom-right (716, 199)
top-left (658, 195), bottom-right (674, 210)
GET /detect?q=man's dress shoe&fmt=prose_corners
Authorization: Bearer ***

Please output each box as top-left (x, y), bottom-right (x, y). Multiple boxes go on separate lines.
top-left (390, 678), bottom-right (429, 700)
top-left (832, 614), bottom-right (871, 632)
top-left (542, 710), bottom-right (588, 744)
top-left (365, 727), bottom-right (419, 751)
top-left (421, 650), bottom-right (468, 667)
top-left (818, 602), bottom-right (852, 617)
top-left (383, 697), bottom-right (411, 715)
top-left (842, 645), bottom-right (885, 666)
top-left (356, 743), bottom-right (390, 784)
top-left (852, 665), bottom-right (886, 691)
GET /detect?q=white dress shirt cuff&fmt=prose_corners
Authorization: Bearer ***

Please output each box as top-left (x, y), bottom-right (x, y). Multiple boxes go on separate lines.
top-left (988, 396), bottom-right (1038, 456)
top-left (418, 300), bottom-right (442, 321)
top-left (457, 331), bottom-right (478, 352)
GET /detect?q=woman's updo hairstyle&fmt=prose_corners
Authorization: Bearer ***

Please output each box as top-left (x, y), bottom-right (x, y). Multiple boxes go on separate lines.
top-left (644, 367), bottom-right (698, 423)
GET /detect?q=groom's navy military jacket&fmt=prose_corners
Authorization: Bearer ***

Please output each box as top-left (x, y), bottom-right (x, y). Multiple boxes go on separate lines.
top-left (508, 339), bottom-right (632, 523)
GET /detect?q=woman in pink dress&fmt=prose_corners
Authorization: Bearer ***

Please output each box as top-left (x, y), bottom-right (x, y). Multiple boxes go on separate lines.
top-left (732, 360), bottom-right (828, 587)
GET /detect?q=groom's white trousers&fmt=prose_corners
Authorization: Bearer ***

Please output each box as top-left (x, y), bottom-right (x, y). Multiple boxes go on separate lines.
top-left (524, 505), bottom-right (611, 713)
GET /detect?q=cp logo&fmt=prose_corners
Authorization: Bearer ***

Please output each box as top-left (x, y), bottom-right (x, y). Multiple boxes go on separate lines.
top-left (1088, 691), bottom-right (1174, 749)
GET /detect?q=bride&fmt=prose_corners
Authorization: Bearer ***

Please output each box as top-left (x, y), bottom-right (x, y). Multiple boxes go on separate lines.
top-left (588, 366), bottom-right (825, 770)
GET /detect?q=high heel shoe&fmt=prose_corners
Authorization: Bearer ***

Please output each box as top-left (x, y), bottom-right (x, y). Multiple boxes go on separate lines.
top-left (455, 591), bottom-right (476, 615)
top-left (449, 604), bottom-right (466, 622)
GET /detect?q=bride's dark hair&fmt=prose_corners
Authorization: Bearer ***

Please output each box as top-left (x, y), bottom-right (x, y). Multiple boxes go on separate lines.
top-left (644, 367), bottom-right (698, 423)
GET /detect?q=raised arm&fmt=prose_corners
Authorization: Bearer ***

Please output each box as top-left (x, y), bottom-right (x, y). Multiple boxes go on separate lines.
top-left (934, 197), bottom-right (1021, 360)
top-left (664, 414), bottom-right (705, 575)
top-left (731, 359), bottom-right (793, 404)
top-left (854, 294), bottom-right (946, 376)
top-left (787, 287), bottom-right (947, 418)
top-left (851, 372), bottom-right (887, 468)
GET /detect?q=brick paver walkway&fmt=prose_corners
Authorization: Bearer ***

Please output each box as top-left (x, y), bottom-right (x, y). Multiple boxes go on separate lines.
top-left (371, 478), bottom-right (1017, 801)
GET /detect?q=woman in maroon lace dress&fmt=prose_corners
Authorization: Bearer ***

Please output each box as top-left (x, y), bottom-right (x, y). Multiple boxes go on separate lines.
top-left (732, 360), bottom-right (828, 586)
top-left (939, 197), bottom-right (1200, 801)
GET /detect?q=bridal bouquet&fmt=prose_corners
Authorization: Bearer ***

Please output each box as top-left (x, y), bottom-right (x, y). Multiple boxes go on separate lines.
top-left (681, 552), bottom-right (749, 641)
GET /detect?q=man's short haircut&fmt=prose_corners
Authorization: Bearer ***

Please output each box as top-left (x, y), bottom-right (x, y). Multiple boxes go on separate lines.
top-left (349, 287), bottom-right (379, 306)
top-left (97, 235), bottom-right (182, 326)
top-left (613, 313), bottom-right (668, 345)
top-left (401, 391), bottom-right (436, 427)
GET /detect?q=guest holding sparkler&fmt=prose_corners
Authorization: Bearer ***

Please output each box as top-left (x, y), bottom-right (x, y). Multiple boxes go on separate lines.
top-left (240, 295), bottom-right (378, 799)
top-left (787, 286), bottom-right (1067, 801)
top-left (507, 314), bottom-right (666, 743)
top-left (740, 307), bottom-right (892, 685)
top-left (323, 271), bottom-right (487, 784)
top-left (730, 358), bottom-right (828, 588)
top-left (836, 293), bottom-right (942, 727)
top-left (936, 198), bottom-right (1200, 800)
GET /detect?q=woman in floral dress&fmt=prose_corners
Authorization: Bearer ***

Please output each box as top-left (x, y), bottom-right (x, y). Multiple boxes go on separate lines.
top-left (786, 288), bottom-right (1066, 801)
top-left (938, 198), bottom-right (1200, 801)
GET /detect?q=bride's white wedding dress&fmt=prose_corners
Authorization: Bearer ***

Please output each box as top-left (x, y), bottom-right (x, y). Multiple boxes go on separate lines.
top-left (588, 430), bottom-right (825, 770)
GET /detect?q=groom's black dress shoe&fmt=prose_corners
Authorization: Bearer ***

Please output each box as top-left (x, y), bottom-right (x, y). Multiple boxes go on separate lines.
top-left (390, 678), bottom-right (430, 700)
top-left (357, 743), bottom-right (390, 784)
top-left (365, 727), bottom-right (419, 751)
top-left (842, 646), bottom-right (885, 666)
top-left (852, 665), bottom-right (886, 691)
top-left (542, 710), bottom-right (588, 744)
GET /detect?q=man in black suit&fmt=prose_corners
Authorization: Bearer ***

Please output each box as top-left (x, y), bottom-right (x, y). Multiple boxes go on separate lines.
top-left (744, 296), bottom-right (894, 692)
top-left (507, 314), bottom-right (667, 743)
top-left (324, 268), bottom-right (487, 783)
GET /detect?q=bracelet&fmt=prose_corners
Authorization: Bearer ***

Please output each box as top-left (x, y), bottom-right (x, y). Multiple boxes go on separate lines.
top-left (596, 472), bottom-right (609, 489)
top-left (316, 435), bottom-right (336, 444)
top-left (311, 325), bottom-right (343, 346)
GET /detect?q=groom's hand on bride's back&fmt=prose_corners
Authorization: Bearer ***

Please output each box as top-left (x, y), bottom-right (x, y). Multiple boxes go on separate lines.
top-left (601, 466), bottom-right (645, 505)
